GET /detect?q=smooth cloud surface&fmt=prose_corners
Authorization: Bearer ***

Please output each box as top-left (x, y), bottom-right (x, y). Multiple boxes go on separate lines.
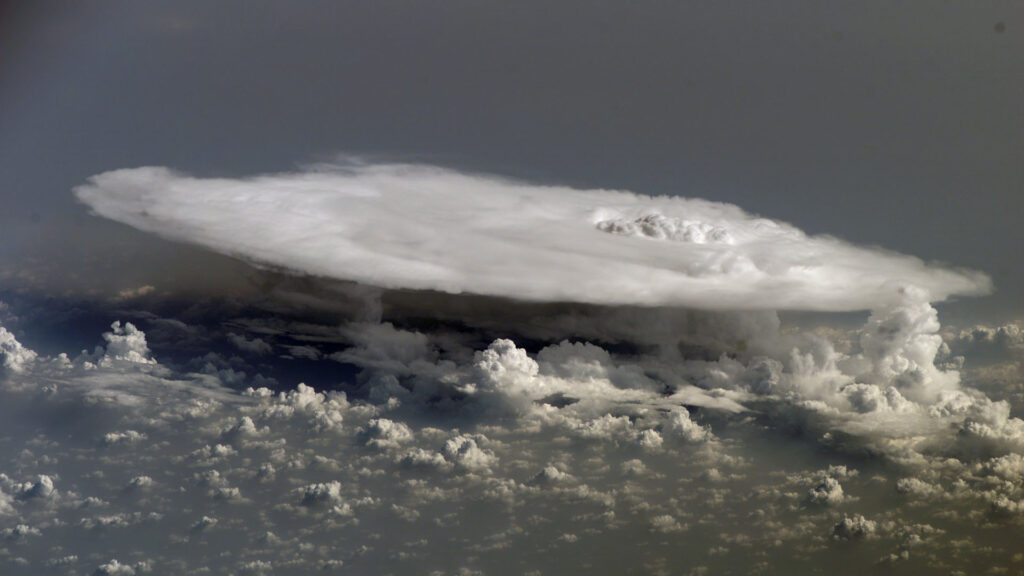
top-left (74, 163), bottom-right (989, 311)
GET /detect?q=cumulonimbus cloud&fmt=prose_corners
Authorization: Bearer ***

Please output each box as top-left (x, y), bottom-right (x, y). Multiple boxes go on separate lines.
top-left (74, 162), bottom-right (990, 311)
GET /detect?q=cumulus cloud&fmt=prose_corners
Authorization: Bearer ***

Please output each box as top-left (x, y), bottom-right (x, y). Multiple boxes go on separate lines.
top-left (664, 408), bottom-right (713, 443)
top-left (1, 313), bottom-right (1023, 574)
top-left (297, 481), bottom-right (344, 507)
top-left (832, 515), bottom-right (877, 540)
top-left (73, 163), bottom-right (989, 311)
top-left (227, 333), bottom-right (273, 355)
top-left (14, 475), bottom-right (57, 501)
top-left (442, 435), bottom-right (496, 472)
top-left (359, 418), bottom-right (414, 450)
top-left (0, 160), bottom-right (1017, 575)
top-left (64, 164), bottom-right (1021, 470)
top-left (808, 477), bottom-right (846, 506)
top-left (0, 326), bottom-right (36, 374)
top-left (92, 559), bottom-right (140, 576)
top-left (100, 321), bottom-right (156, 366)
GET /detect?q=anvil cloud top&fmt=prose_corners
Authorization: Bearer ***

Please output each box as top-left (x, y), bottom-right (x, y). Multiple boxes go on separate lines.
top-left (75, 162), bottom-right (989, 311)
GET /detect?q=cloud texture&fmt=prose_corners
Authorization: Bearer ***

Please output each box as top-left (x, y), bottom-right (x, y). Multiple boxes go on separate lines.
top-left (0, 161), bottom-right (1002, 574)
top-left (3, 310), bottom-right (1024, 575)
top-left (73, 163), bottom-right (989, 311)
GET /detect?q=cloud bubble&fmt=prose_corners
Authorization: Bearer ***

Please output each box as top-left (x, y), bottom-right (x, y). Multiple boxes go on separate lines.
top-left (74, 162), bottom-right (989, 311)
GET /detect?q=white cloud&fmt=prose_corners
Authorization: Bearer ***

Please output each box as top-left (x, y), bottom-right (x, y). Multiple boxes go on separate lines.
top-left (398, 448), bottom-right (451, 471)
top-left (97, 321), bottom-right (157, 366)
top-left (190, 515), bottom-right (218, 532)
top-left (832, 515), bottom-right (877, 540)
top-left (73, 163), bottom-right (989, 311)
top-left (92, 559), bottom-right (138, 576)
top-left (297, 481), bottom-right (344, 507)
top-left (649, 514), bottom-right (686, 533)
top-left (664, 408), bottom-right (713, 443)
top-left (442, 435), bottom-right (496, 472)
top-left (14, 475), bottom-right (56, 501)
top-left (1, 278), bottom-right (1023, 573)
top-left (126, 475), bottom-right (155, 490)
top-left (637, 429), bottom-right (664, 451)
top-left (0, 487), bottom-right (14, 515)
top-left (0, 325), bottom-right (36, 374)
top-left (359, 418), bottom-right (414, 449)
top-left (895, 478), bottom-right (945, 500)
top-left (2, 524), bottom-right (41, 540)
top-left (853, 289), bottom-right (959, 404)
top-left (530, 465), bottom-right (572, 486)
top-left (103, 430), bottom-right (147, 446)
top-left (808, 477), bottom-right (846, 505)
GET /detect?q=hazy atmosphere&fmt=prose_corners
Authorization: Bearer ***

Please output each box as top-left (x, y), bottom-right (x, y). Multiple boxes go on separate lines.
top-left (2, 2), bottom-right (1023, 575)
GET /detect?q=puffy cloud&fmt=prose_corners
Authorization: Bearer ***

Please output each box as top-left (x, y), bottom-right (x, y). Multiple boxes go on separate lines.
top-left (398, 448), bottom-right (450, 471)
top-left (103, 430), bottom-right (147, 446)
top-left (114, 285), bottom-right (156, 301)
top-left (637, 429), bottom-right (664, 451)
top-left (2, 524), bottom-right (41, 540)
top-left (854, 290), bottom-right (958, 404)
top-left (0, 308), bottom-right (1021, 575)
top-left (44, 556), bottom-right (79, 568)
top-left (66, 164), bottom-right (1024, 491)
top-left (254, 383), bottom-right (348, 432)
top-left (842, 384), bottom-right (915, 415)
top-left (98, 321), bottom-right (156, 366)
top-left (596, 213), bottom-right (732, 244)
top-left (2, 271), bottom-right (1023, 574)
top-left (442, 435), bottom-right (496, 472)
top-left (895, 478), bottom-right (945, 500)
top-left (948, 323), bottom-right (1024, 353)
top-left (126, 476), bottom-right (155, 490)
top-left (14, 475), bottom-right (57, 501)
top-left (465, 338), bottom-right (685, 417)
top-left (92, 559), bottom-right (139, 576)
top-left (359, 418), bottom-right (414, 449)
top-left (664, 408), bottom-right (713, 443)
top-left (530, 465), bottom-right (572, 486)
top-left (227, 333), bottom-right (273, 355)
top-left (0, 325), bottom-right (36, 374)
top-left (297, 481), bottom-right (344, 507)
top-left (808, 477), bottom-right (846, 506)
top-left (984, 453), bottom-right (1024, 480)
top-left (832, 515), bottom-right (877, 540)
top-left (334, 322), bottom-right (434, 377)
top-left (73, 163), bottom-right (989, 311)
top-left (572, 414), bottom-right (636, 442)
top-left (190, 515), bottom-right (218, 532)
top-left (221, 416), bottom-right (266, 440)
top-left (0, 487), bottom-right (14, 515)
top-left (649, 514), bottom-right (686, 533)
top-left (471, 339), bottom-right (544, 410)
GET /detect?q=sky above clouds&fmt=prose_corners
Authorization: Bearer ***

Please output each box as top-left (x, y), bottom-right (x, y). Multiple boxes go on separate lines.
top-left (2, 2), bottom-right (1024, 575)
top-left (2, 0), bottom-right (1023, 320)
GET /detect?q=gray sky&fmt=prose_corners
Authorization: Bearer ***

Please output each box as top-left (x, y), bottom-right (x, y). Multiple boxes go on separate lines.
top-left (2, 1), bottom-right (1021, 321)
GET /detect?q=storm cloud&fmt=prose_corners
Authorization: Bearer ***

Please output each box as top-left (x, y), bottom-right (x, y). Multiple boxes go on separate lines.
top-left (74, 162), bottom-right (990, 311)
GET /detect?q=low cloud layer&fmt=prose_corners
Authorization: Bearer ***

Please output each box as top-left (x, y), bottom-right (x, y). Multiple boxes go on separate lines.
top-left (3, 307), bottom-right (1024, 574)
top-left (74, 163), bottom-right (990, 311)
